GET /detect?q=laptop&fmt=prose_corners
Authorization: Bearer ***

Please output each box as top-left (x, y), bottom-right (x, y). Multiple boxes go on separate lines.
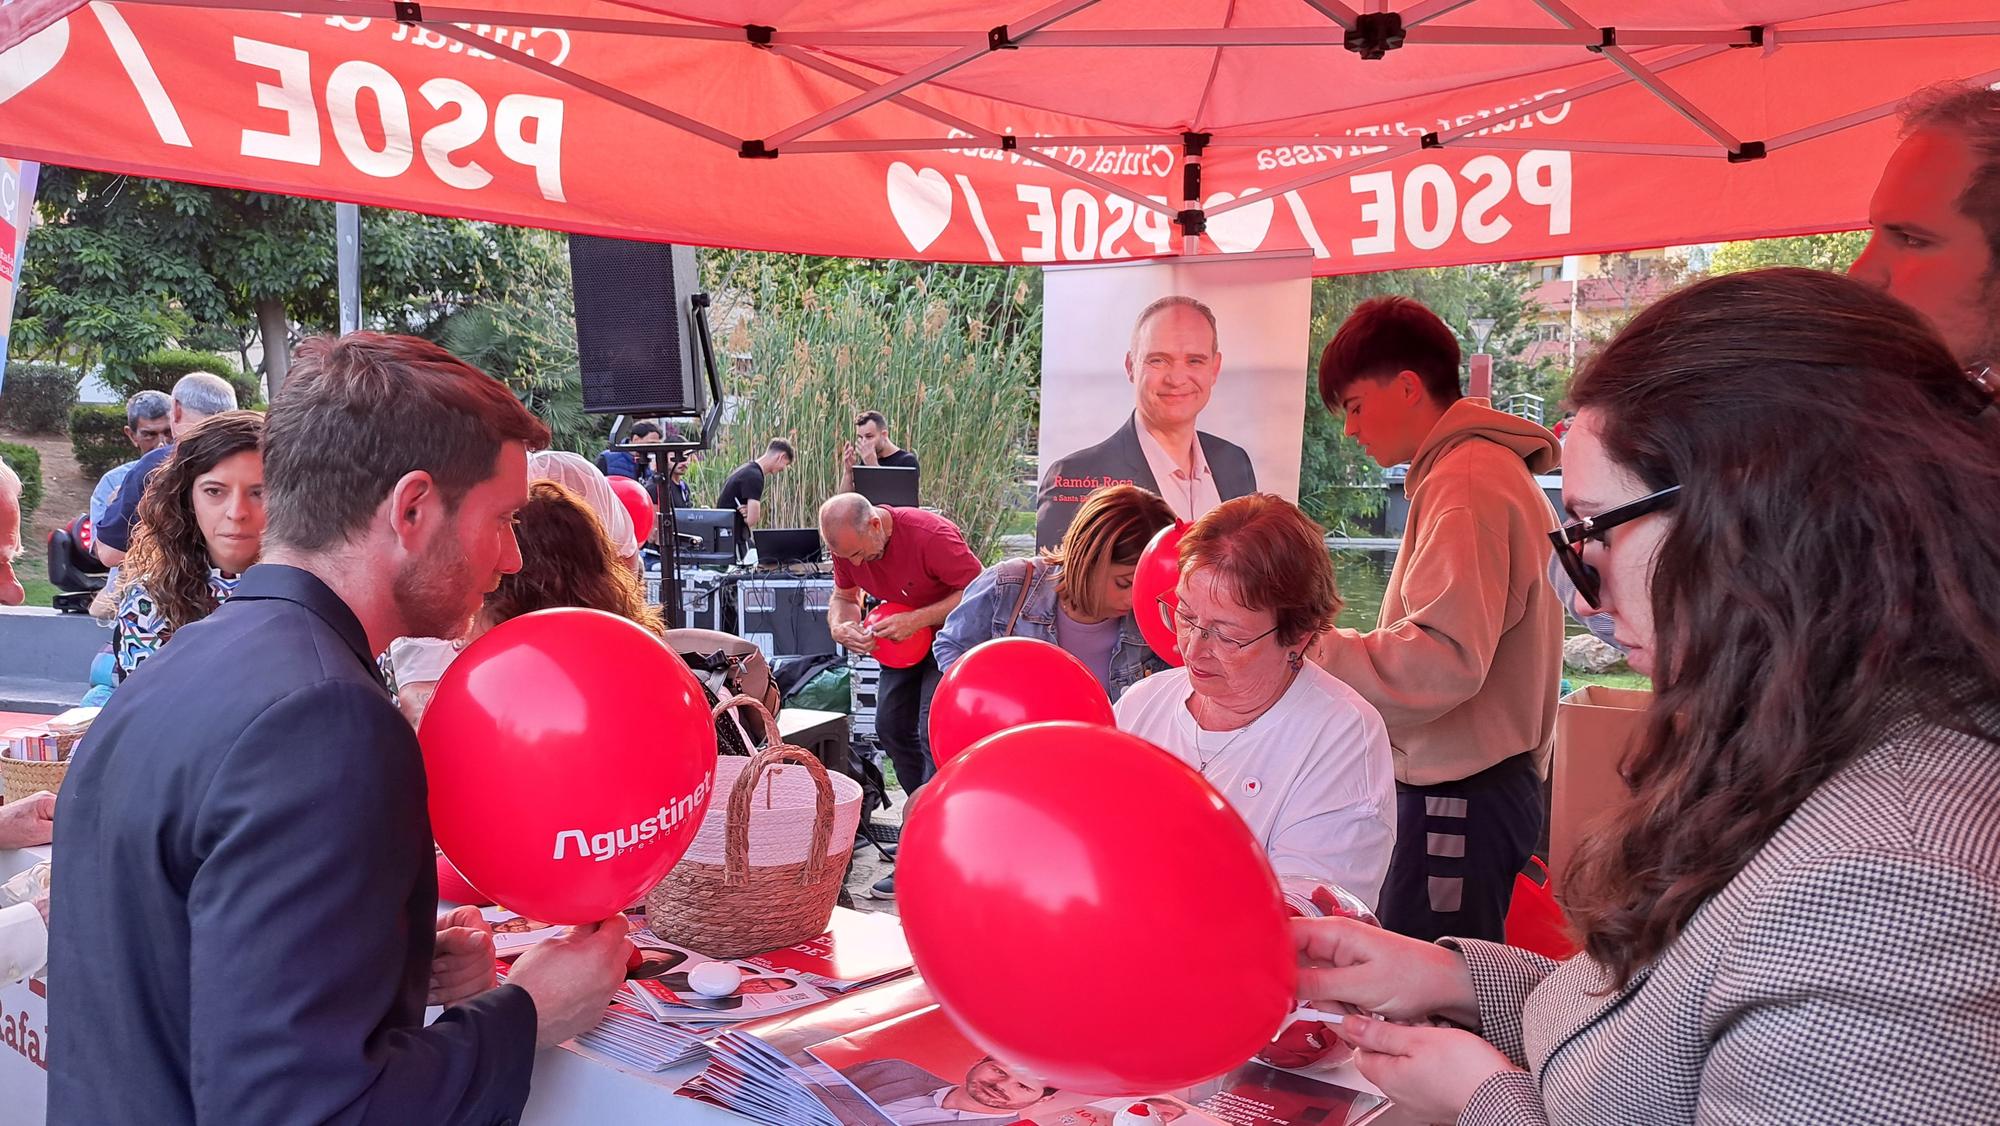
top-left (753, 528), bottom-right (824, 566)
top-left (853, 464), bottom-right (919, 507)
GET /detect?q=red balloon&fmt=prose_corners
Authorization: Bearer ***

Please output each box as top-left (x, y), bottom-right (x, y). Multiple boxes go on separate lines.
top-left (436, 853), bottom-right (492, 907)
top-left (863, 601), bottom-right (935, 669)
top-left (421, 608), bottom-right (717, 924)
top-left (1131, 521), bottom-right (1189, 667)
top-left (929, 638), bottom-right (1114, 766)
top-left (607, 475), bottom-right (656, 543)
top-left (899, 722), bottom-right (1294, 1095)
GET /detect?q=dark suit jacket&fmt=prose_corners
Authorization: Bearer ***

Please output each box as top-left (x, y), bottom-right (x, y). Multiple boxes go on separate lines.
top-left (48, 564), bottom-right (537, 1126)
top-left (1035, 411), bottom-right (1257, 546)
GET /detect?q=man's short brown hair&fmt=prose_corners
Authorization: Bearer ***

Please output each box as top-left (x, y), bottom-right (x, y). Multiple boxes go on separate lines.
top-left (1904, 81), bottom-right (2000, 282)
top-left (264, 333), bottom-right (550, 551)
top-left (854, 410), bottom-right (887, 429)
top-left (1318, 296), bottom-right (1463, 408)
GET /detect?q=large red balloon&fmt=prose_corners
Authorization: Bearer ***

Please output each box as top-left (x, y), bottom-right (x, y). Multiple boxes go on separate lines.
top-left (436, 852), bottom-right (492, 907)
top-left (421, 608), bottom-right (717, 924)
top-left (1131, 521), bottom-right (1189, 667)
top-left (899, 722), bottom-right (1294, 1095)
top-left (607, 475), bottom-right (656, 543)
top-left (929, 638), bottom-right (1114, 766)
top-left (863, 601), bottom-right (935, 669)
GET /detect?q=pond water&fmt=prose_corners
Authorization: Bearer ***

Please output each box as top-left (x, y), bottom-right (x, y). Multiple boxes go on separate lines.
top-left (1332, 550), bottom-right (1392, 631)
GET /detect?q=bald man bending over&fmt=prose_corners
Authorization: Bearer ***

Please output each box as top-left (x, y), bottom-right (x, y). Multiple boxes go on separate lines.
top-left (819, 493), bottom-right (982, 900)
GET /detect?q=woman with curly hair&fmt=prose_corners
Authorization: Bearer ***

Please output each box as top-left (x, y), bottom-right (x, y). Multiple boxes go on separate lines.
top-left (112, 410), bottom-right (266, 681)
top-left (1290, 269), bottom-right (2000, 1123)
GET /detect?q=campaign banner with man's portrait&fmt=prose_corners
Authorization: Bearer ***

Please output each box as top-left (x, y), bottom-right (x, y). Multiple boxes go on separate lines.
top-left (1035, 255), bottom-right (1310, 549)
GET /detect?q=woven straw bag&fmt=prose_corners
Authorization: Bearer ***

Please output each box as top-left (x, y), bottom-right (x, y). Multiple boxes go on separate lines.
top-left (646, 695), bottom-right (862, 958)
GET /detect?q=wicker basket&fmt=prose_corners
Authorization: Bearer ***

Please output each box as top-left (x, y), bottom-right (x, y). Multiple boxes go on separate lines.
top-left (647, 695), bottom-right (862, 958)
top-left (0, 755), bottom-right (70, 802)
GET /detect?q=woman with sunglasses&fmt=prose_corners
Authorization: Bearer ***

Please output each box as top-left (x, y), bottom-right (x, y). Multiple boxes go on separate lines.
top-left (1293, 269), bottom-right (2000, 1124)
top-left (1114, 494), bottom-right (1396, 907)
top-left (936, 483), bottom-right (1176, 700)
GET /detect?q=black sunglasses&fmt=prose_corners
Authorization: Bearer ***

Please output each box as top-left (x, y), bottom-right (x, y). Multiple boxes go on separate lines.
top-left (1547, 485), bottom-right (1681, 609)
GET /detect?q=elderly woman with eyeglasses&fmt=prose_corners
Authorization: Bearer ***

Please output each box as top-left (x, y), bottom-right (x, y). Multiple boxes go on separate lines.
top-left (1113, 493), bottom-right (1396, 906)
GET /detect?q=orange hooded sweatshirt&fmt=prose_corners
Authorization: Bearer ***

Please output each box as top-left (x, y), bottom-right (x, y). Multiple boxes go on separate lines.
top-left (1315, 399), bottom-right (1563, 786)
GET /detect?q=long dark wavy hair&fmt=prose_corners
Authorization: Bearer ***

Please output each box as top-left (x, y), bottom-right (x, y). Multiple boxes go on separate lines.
top-left (482, 481), bottom-right (663, 635)
top-left (1563, 268), bottom-right (2000, 986)
top-left (120, 410), bottom-right (265, 631)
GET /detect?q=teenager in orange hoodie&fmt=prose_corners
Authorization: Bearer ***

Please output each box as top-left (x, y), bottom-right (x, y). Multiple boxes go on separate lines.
top-left (1310, 297), bottom-right (1562, 943)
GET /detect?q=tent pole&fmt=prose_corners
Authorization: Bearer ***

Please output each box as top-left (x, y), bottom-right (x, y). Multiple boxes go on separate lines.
top-left (336, 202), bottom-right (360, 336)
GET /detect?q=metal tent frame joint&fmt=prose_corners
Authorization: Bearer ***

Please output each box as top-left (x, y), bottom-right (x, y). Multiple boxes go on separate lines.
top-left (1421, 131), bottom-right (1442, 149)
top-left (1728, 141), bottom-right (1768, 162)
top-left (745, 24), bottom-right (775, 47)
top-left (1737, 25), bottom-right (1767, 49)
top-left (1182, 131), bottom-right (1212, 157)
top-left (1343, 12), bottom-right (1405, 59)
top-left (740, 139), bottom-right (779, 159)
top-left (393, 1), bottom-right (421, 25)
top-left (988, 25), bottom-right (1017, 51)
top-left (1176, 208), bottom-right (1207, 237)
top-left (1587, 27), bottom-right (1616, 53)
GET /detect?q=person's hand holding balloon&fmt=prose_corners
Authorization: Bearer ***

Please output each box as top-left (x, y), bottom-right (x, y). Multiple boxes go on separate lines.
top-left (1291, 916), bottom-right (1480, 1027)
top-left (867, 610), bottom-right (926, 643)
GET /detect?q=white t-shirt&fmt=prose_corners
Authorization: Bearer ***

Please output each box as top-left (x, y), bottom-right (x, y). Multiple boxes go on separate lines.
top-left (1114, 663), bottom-right (1397, 909)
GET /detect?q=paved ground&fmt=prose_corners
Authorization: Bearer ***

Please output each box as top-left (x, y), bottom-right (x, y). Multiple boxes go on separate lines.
top-left (841, 787), bottom-right (905, 917)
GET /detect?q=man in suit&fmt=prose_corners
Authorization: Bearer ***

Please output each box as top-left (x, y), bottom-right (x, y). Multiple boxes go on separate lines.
top-left (1036, 295), bottom-right (1257, 546)
top-left (48, 333), bottom-right (631, 1125)
top-left (843, 1055), bottom-right (1057, 1123)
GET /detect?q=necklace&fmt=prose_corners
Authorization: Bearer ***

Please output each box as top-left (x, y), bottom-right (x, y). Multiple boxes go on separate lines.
top-left (1191, 666), bottom-right (1300, 774)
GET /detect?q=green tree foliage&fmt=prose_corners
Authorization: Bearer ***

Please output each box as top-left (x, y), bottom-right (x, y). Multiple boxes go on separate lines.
top-left (1708, 231), bottom-right (1869, 276)
top-left (697, 255), bottom-right (1041, 561)
top-left (0, 362), bottom-right (81, 433)
top-left (68, 403), bottom-right (132, 478)
top-left (12, 169), bottom-right (542, 380)
top-left (0, 441), bottom-right (42, 524)
top-left (428, 228), bottom-right (599, 456)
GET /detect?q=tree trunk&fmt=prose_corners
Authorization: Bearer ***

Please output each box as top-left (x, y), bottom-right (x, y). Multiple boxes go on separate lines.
top-left (256, 298), bottom-right (290, 401)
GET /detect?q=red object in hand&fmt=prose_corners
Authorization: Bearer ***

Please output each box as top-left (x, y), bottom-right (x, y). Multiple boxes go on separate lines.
top-left (420, 608), bottom-right (718, 924)
top-left (1131, 522), bottom-right (1189, 667)
top-left (863, 602), bottom-right (935, 668)
top-left (899, 721), bottom-right (1294, 1095)
top-left (928, 637), bottom-right (1114, 766)
top-left (607, 475), bottom-right (655, 542)
top-left (436, 852), bottom-right (492, 906)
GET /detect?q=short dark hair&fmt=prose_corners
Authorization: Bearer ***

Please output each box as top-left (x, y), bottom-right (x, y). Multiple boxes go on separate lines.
top-left (1318, 296), bottom-right (1463, 407)
top-left (263, 333), bottom-right (550, 551)
top-left (854, 410), bottom-right (886, 429)
top-left (1903, 81), bottom-right (2000, 281)
top-left (630, 420), bottom-right (662, 439)
top-left (767, 438), bottom-right (796, 460)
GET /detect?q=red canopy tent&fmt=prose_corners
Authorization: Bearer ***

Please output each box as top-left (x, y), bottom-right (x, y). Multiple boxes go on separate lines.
top-left (0, 1), bottom-right (1994, 272)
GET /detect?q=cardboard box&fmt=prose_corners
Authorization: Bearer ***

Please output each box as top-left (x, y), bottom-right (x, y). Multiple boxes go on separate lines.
top-left (1550, 685), bottom-right (1653, 880)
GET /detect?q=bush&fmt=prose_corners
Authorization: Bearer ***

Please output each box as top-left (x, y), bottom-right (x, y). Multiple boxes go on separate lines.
top-left (0, 363), bottom-right (81, 433)
top-left (0, 441), bottom-right (42, 525)
top-left (103, 348), bottom-right (262, 409)
top-left (69, 403), bottom-right (133, 479)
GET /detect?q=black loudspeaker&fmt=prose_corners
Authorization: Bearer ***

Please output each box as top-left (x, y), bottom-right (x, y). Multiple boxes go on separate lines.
top-left (568, 236), bottom-right (703, 416)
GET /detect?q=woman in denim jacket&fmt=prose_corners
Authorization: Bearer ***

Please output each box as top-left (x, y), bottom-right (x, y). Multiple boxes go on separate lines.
top-left (936, 484), bottom-right (1175, 701)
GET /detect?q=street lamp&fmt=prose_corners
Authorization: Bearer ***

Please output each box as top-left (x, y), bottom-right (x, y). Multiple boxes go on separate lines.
top-left (1467, 316), bottom-right (1497, 398)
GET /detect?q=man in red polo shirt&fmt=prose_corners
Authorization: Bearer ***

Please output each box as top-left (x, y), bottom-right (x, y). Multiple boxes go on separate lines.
top-left (819, 492), bottom-right (983, 899)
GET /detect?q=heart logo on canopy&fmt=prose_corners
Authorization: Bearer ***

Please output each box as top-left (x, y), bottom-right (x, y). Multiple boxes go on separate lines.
top-left (1204, 189), bottom-right (1274, 255)
top-left (0, 18), bottom-right (69, 108)
top-left (886, 162), bottom-right (953, 252)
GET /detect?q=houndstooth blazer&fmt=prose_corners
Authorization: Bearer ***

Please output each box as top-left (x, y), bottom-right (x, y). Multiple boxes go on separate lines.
top-left (1448, 706), bottom-right (2000, 1126)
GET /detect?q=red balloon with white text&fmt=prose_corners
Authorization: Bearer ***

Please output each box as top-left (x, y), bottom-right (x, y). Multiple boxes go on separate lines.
top-left (421, 608), bottom-right (716, 924)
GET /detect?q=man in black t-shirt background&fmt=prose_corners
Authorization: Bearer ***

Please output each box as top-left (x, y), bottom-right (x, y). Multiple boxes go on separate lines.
top-left (715, 439), bottom-right (795, 557)
top-left (840, 410), bottom-right (919, 494)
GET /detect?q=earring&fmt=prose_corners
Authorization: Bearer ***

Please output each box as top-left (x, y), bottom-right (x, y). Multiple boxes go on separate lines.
top-left (1288, 650), bottom-right (1304, 670)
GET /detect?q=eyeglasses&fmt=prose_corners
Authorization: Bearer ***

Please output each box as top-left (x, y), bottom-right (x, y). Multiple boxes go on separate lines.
top-left (1547, 485), bottom-right (1680, 609)
top-left (1157, 595), bottom-right (1279, 655)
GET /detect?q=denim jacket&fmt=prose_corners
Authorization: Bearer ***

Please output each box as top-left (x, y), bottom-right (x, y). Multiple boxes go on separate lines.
top-left (934, 558), bottom-right (1164, 701)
